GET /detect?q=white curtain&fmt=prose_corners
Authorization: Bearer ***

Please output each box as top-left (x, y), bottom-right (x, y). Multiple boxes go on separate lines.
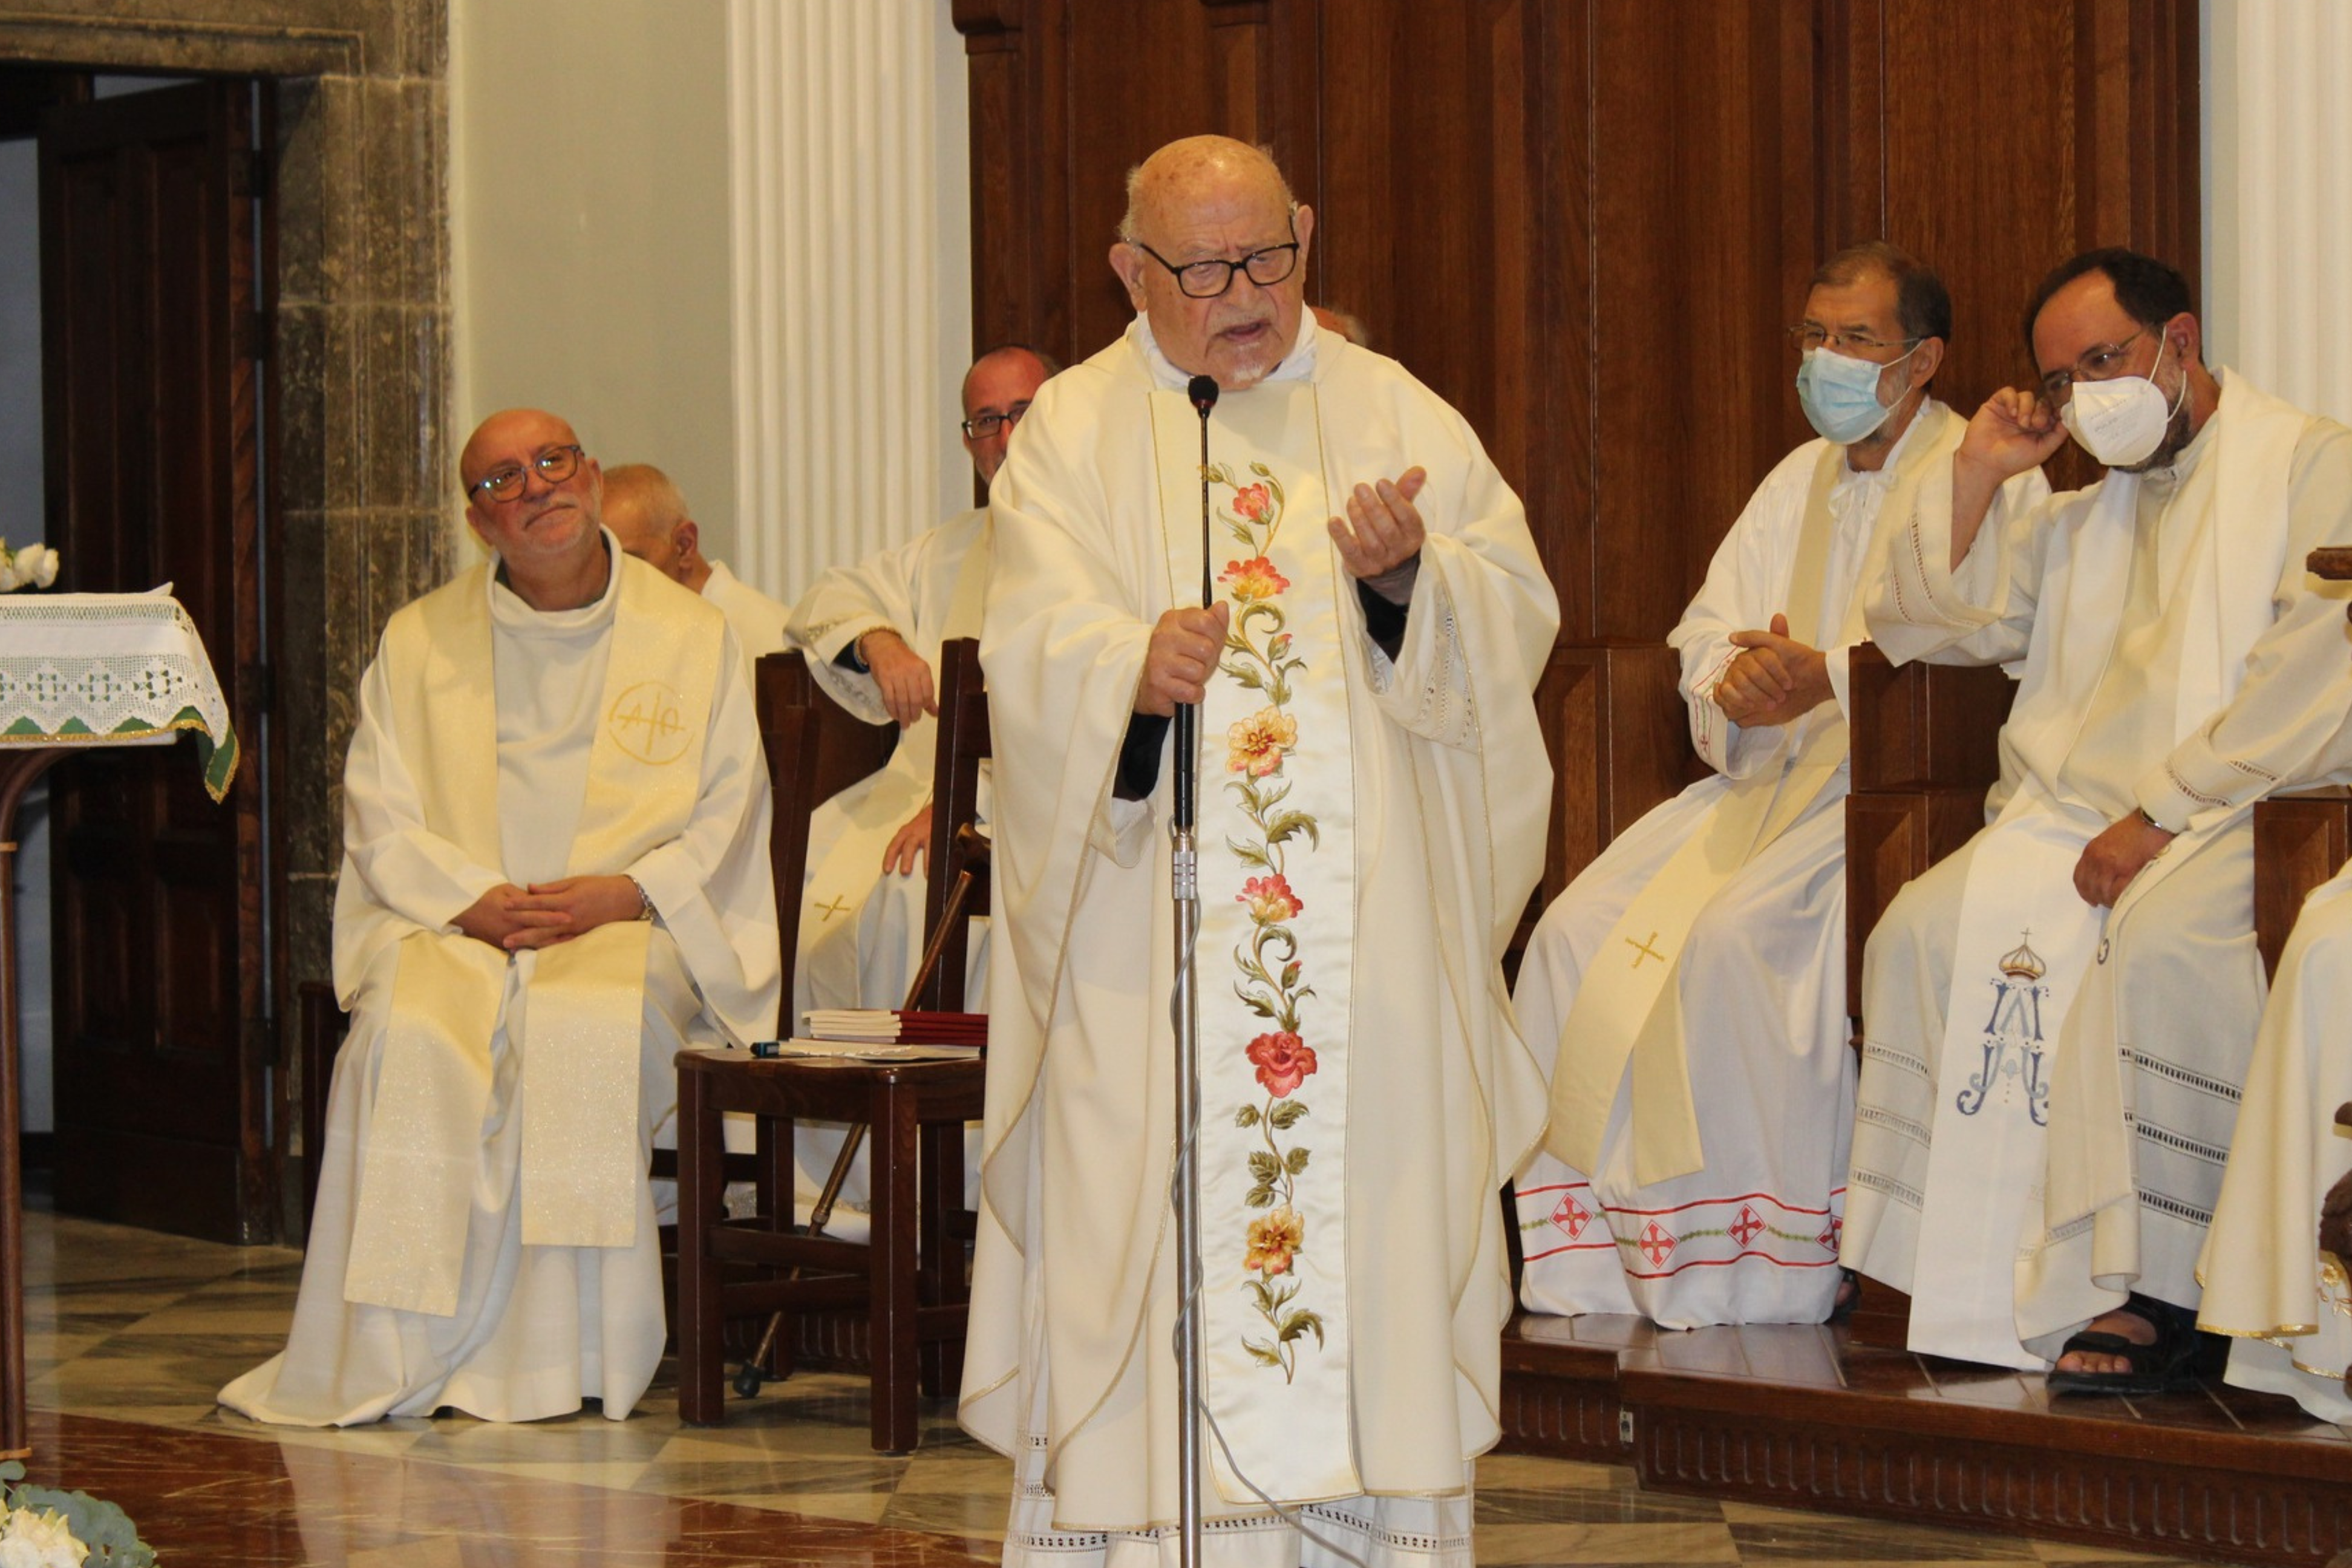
top-left (728, 0), bottom-right (973, 606)
top-left (2206, 0), bottom-right (2352, 425)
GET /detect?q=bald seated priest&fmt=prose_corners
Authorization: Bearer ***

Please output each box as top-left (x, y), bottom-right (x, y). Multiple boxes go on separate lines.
top-left (785, 344), bottom-right (1055, 1027)
top-left (961, 135), bottom-right (1557, 1568)
top-left (1843, 248), bottom-right (2352, 1391)
top-left (607, 461), bottom-right (792, 671)
top-left (1511, 243), bottom-right (2048, 1330)
top-left (219, 410), bottom-right (780, 1427)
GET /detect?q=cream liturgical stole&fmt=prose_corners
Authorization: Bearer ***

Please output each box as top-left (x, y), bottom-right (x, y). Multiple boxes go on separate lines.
top-left (1549, 403), bottom-right (1960, 1187)
top-left (1150, 384), bottom-right (1362, 1503)
top-left (344, 559), bottom-right (720, 1317)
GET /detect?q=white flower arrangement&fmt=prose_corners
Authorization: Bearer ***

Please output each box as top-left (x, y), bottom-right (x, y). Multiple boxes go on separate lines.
top-left (0, 543), bottom-right (59, 593)
top-left (0, 1464), bottom-right (151, 1566)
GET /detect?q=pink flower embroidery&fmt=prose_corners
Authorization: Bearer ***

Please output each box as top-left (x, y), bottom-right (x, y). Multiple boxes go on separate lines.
top-left (1246, 1207), bottom-right (1304, 1276)
top-left (1218, 554), bottom-right (1291, 603)
top-left (1247, 1031), bottom-right (1318, 1097)
top-left (1226, 707), bottom-right (1297, 777)
top-left (1232, 483), bottom-right (1271, 523)
top-left (1238, 874), bottom-right (1304, 924)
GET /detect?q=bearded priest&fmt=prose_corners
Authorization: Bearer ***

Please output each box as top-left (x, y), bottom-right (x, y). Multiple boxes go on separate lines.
top-left (1844, 249), bottom-right (2352, 1389)
top-left (220, 409), bottom-right (780, 1426)
top-left (959, 136), bottom-right (1558, 1568)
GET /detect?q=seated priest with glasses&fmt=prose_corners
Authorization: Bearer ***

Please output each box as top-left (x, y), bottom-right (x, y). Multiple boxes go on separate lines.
top-left (220, 409), bottom-right (779, 1426)
top-left (777, 345), bottom-right (1052, 1231)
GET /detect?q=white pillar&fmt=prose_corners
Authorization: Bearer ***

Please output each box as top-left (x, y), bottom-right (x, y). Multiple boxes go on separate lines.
top-left (2207, 0), bottom-right (2352, 424)
top-left (729, 0), bottom-right (974, 606)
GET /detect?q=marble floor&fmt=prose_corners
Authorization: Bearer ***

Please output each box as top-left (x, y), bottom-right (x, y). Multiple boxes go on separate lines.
top-left (12, 1205), bottom-right (2242, 1566)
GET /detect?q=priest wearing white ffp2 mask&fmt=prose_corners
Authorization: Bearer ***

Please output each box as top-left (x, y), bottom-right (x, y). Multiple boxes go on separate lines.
top-left (220, 409), bottom-right (780, 1427)
top-left (961, 136), bottom-right (1557, 1568)
top-left (1845, 249), bottom-right (2352, 1393)
top-left (1512, 244), bottom-right (2048, 1331)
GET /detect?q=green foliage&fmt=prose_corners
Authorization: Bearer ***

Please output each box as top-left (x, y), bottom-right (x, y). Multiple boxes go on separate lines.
top-left (0, 1462), bottom-right (155, 1566)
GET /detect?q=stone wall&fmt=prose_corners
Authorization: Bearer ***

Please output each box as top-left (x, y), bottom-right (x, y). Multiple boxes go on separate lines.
top-left (0, 0), bottom-right (450, 1236)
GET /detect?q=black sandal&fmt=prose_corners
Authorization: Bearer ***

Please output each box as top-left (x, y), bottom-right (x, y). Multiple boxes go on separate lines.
top-left (2045, 1293), bottom-right (2202, 1396)
top-left (1828, 1267), bottom-right (1863, 1324)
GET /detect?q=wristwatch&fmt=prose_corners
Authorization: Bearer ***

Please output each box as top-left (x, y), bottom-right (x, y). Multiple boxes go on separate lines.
top-left (630, 876), bottom-right (656, 921)
top-left (2136, 805), bottom-right (2177, 835)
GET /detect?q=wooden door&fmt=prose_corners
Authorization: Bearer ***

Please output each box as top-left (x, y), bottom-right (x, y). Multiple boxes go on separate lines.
top-left (39, 80), bottom-right (271, 1243)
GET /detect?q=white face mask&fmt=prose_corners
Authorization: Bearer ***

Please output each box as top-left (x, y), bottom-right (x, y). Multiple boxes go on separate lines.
top-left (2060, 334), bottom-right (2187, 468)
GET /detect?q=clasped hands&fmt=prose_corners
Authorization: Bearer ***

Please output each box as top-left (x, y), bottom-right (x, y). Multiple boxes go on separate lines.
top-left (1713, 614), bottom-right (1832, 729)
top-left (456, 875), bottom-right (642, 950)
top-left (1136, 469), bottom-right (1428, 716)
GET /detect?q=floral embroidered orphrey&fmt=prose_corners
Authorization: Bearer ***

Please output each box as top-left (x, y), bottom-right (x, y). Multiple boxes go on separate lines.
top-left (1214, 466), bottom-right (1327, 1383)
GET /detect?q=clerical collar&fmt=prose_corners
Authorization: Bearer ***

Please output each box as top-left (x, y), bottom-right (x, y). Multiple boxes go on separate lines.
top-left (487, 528), bottom-right (623, 633)
top-left (1839, 398), bottom-right (1938, 489)
top-left (1129, 309), bottom-right (1321, 392)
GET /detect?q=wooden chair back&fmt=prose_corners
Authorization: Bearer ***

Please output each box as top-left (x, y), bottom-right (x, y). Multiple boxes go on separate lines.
top-left (911, 637), bottom-right (991, 1011)
top-left (1517, 639), bottom-right (1706, 981)
top-left (756, 650), bottom-right (900, 1005)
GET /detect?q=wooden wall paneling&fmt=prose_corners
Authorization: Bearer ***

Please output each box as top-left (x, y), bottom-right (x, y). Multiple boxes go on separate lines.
top-left (1586, 0), bottom-right (1822, 644)
top-left (1526, 5), bottom-right (1590, 627)
top-left (1057, 5), bottom-right (1220, 364)
top-left (2252, 788), bottom-right (2352, 981)
top-left (955, 0), bottom-right (1045, 359)
top-left (1315, 1), bottom-right (1537, 496)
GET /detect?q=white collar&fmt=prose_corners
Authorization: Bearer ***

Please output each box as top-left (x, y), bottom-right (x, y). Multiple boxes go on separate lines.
top-left (1128, 308), bottom-right (1321, 392)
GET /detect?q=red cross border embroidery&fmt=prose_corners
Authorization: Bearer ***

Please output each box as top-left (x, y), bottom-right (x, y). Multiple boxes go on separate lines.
top-left (1550, 1193), bottom-right (1592, 1240)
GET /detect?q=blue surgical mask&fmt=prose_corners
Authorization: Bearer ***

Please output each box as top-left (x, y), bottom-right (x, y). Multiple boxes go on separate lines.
top-left (1795, 344), bottom-right (1918, 446)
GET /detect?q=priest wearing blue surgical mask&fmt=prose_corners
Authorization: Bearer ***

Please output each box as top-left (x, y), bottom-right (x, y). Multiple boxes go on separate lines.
top-left (1847, 248), bottom-right (2352, 1394)
top-left (1510, 243), bottom-right (2048, 1331)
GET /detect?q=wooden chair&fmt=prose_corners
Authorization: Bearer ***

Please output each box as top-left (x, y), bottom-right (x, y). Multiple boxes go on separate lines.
top-left (1515, 640), bottom-right (1705, 981)
top-left (673, 638), bottom-right (993, 1452)
top-left (909, 637), bottom-right (991, 1011)
top-left (1841, 644), bottom-right (2014, 1018)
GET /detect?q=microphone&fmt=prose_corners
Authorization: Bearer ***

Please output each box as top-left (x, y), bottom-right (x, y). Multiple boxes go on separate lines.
top-left (1187, 375), bottom-right (1218, 609)
top-left (1177, 374), bottom-right (1219, 831)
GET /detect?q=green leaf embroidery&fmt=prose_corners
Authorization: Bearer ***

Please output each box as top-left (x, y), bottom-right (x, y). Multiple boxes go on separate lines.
top-left (1284, 1147), bottom-right (1312, 1175)
top-left (1269, 1100), bottom-right (1308, 1130)
top-left (1234, 1105), bottom-right (1261, 1128)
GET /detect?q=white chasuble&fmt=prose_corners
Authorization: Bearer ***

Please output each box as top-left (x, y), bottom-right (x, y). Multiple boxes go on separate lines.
top-left (344, 559), bottom-right (720, 1316)
top-left (1548, 405), bottom-right (1958, 1189)
top-left (1892, 378), bottom-right (2307, 1366)
top-left (1150, 386), bottom-right (1359, 1502)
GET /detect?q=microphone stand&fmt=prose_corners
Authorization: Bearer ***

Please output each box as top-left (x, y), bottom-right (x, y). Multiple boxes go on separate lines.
top-left (1173, 372), bottom-right (1218, 1568)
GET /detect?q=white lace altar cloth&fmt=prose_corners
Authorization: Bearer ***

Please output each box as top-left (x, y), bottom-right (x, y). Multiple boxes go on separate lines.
top-left (0, 589), bottom-right (238, 799)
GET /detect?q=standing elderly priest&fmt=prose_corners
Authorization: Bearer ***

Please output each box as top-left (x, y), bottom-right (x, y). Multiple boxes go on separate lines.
top-left (220, 409), bottom-right (780, 1426)
top-left (1512, 243), bottom-right (2047, 1328)
top-left (1843, 250), bottom-right (2352, 1388)
top-left (961, 136), bottom-right (1558, 1567)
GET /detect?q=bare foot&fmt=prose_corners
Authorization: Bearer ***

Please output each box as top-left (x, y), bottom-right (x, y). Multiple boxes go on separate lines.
top-left (2052, 1307), bottom-right (2157, 1376)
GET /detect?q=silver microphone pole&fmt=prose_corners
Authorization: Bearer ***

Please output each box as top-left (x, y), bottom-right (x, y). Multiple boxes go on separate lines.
top-left (1173, 371), bottom-right (1218, 1568)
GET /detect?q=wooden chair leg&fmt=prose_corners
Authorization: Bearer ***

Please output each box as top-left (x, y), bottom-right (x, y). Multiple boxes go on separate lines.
top-left (678, 1065), bottom-right (727, 1426)
top-left (916, 1119), bottom-right (961, 1396)
top-left (870, 1080), bottom-right (921, 1454)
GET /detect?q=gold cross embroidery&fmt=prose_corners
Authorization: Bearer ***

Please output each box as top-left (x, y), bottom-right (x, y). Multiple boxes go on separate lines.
top-left (1625, 931), bottom-right (1665, 969)
top-left (814, 895), bottom-right (851, 921)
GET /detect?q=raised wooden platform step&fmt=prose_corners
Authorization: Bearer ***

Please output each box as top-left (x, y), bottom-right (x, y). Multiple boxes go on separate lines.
top-left (1497, 1312), bottom-right (2352, 1567)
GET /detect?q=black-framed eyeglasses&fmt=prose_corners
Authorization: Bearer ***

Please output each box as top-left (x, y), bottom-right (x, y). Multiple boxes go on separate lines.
top-left (961, 402), bottom-right (1032, 440)
top-left (1788, 325), bottom-right (1917, 356)
top-left (1132, 227), bottom-right (1301, 300)
top-left (2038, 329), bottom-right (2148, 403)
top-left (467, 443), bottom-right (584, 503)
